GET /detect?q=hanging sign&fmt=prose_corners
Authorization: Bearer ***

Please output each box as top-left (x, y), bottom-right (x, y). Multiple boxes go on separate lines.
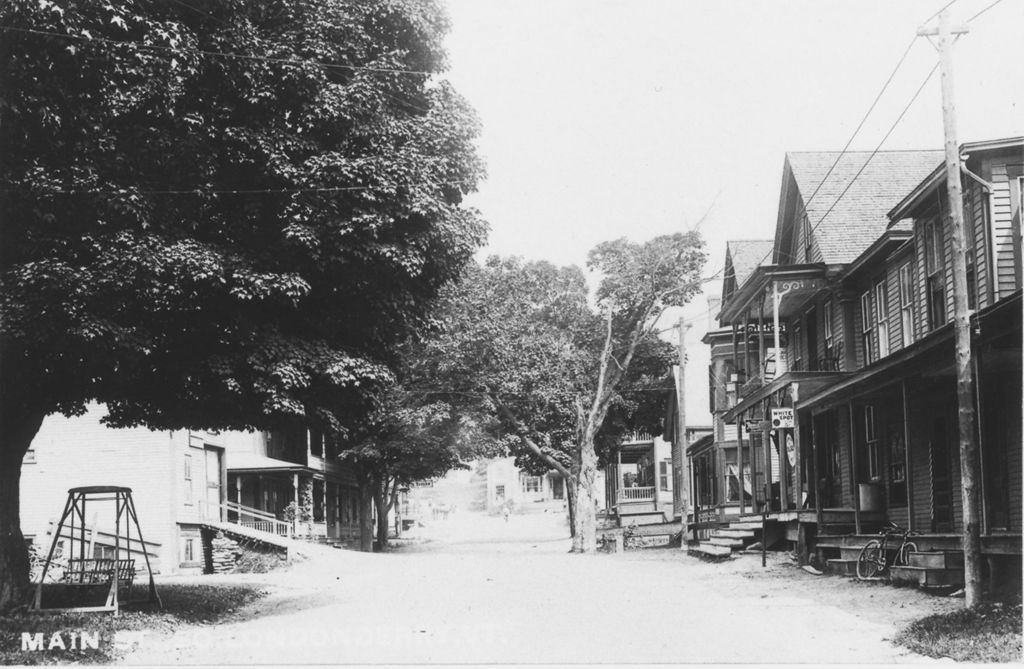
top-left (770, 407), bottom-right (794, 429)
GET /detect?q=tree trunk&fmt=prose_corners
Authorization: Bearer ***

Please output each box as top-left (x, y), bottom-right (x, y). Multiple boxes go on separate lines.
top-left (373, 478), bottom-right (389, 551)
top-left (574, 435), bottom-right (598, 553)
top-left (0, 410), bottom-right (45, 612)
top-left (565, 475), bottom-right (577, 538)
top-left (356, 473), bottom-right (374, 553)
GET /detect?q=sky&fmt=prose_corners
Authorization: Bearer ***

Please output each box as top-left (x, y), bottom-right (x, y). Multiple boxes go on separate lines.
top-left (440, 0), bottom-right (1024, 424)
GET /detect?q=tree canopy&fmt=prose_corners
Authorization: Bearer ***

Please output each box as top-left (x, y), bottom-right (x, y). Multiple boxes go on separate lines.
top-left (0, 0), bottom-right (485, 609)
top-left (414, 252), bottom-right (689, 538)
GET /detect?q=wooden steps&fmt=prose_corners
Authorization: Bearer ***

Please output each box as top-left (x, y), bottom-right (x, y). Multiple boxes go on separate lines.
top-left (890, 565), bottom-right (965, 588)
top-left (687, 519), bottom-right (763, 558)
top-left (688, 542), bottom-right (732, 558)
top-left (825, 558), bottom-right (858, 576)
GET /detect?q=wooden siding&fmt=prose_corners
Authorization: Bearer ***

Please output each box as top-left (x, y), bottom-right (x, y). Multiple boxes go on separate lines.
top-left (990, 162), bottom-right (1020, 298)
top-left (21, 404), bottom-right (177, 573)
top-left (965, 183), bottom-right (991, 310)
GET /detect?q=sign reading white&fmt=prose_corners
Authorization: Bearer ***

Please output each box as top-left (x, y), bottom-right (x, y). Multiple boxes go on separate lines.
top-left (771, 407), bottom-right (794, 429)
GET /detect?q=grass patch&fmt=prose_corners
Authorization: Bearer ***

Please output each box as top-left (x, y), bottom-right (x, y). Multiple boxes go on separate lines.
top-left (893, 596), bottom-right (1023, 663)
top-left (0, 583), bottom-right (266, 665)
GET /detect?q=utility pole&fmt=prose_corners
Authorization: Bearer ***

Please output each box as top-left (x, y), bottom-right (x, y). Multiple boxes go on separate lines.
top-left (676, 316), bottom-right (691, 549)
top-left (918, 10), bottom-right (982, 609)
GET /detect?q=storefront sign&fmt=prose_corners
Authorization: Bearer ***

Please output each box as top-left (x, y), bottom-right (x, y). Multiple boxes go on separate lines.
top-left (770, 407), bottom-right (794, 429)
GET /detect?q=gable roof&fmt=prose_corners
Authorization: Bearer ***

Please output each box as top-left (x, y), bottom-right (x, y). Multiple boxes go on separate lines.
top-left (727, 240), bottom-right (775, 286)
top-left (721, 239), bottom-right (774, 308)
top-left (781, 150), bottom-right (943, 264)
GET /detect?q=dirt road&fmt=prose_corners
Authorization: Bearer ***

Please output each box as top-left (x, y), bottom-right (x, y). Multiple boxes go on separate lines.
top-left (125, 511), bottom-right (959, 664)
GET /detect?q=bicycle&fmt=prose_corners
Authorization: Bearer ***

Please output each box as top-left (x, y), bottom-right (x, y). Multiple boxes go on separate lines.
top-left (855, 521), bottom-right (918, 580)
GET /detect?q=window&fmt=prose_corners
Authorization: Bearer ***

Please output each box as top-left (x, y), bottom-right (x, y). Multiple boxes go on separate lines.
top-left (182, 537), bottom-right (195, 563)
top-left (659, 460), bottom-right (670, 491)
top-left (183, 454), bottom-right (193, 505)
top-left (860, 290), bottom-right (876, 364)
top-left (523, 476), bottom-right (541, 493)
top-left (874, 280), bottom-right (889, 358)
top-left (898, 263), bottom-right (914, 348)
top-left (925, 219), bottom-right (946, 329)
top-left (495, 485), bottom-right (505, 502)
top-left (864, 405), bottom-right (880, 481)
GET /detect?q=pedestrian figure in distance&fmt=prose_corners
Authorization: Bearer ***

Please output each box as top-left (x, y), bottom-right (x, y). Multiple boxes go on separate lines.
top-left (502, 505), bottom-right (510, 523)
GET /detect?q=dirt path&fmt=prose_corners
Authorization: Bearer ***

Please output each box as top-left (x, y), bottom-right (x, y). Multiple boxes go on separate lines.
top-left (124, 512), bottom-right (960, 664)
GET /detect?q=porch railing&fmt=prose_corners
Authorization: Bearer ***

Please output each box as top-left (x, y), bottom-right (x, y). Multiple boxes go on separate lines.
top-left (199, 500), bottom-right (293, 539)
top-left (616, 486), bottom-right (655, 503)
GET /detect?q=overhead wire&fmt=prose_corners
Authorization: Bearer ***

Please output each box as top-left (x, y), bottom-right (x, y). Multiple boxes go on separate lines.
top-left (0, 25), bottom-right (438, 76)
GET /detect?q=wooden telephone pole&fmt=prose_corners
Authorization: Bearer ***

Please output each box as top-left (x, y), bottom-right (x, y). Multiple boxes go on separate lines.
top-left (676, 316), bottom-right (691, 549)
top-left (918, 10), bottom-right (983, 608)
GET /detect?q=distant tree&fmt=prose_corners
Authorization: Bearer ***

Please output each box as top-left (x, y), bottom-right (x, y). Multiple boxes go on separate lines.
top-left (0, 0), bottom-right (484, 610)
top-left (341, 388), bottom-right (502, 551)
top-left (419, 249), bottom-right (696, 549)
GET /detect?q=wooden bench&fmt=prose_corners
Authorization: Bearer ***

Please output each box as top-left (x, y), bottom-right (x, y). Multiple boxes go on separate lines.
top-left (61, 558), bottom-right (136, 588)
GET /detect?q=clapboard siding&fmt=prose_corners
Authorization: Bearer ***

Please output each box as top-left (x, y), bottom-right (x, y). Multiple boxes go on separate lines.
top-left (837, 408), bottom-right (853, 507)
top-left (885, 261), bottom-right (903, 354)
top-left (990, 162), bottom-right (1019, 297)
top-left (21, 404), bottom-right (176, 572)
top-left (966, 184), bottom-right (990, 309)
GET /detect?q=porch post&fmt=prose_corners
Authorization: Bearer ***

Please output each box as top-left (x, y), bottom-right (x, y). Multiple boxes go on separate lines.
top-left (737, 415), bottom-right (746, 515)
top-left (235, 475), bottom-right (242, 513)
top-left (792, 384), bottom-right (802, 512)
top-left (811, 411), bottom-right (823, 529)
top-left (742, 313), bottom-right (750, 382)
top-left (616, 448), bottom-right (622, 508)
top-left (901, 380), bottom-right (915, 532)
top-left (848, 402), bottom-right (861, 535)
top-left (762, 398), bottom-right (772, 512)
top-left (651, 443), bottom-right (660, 510)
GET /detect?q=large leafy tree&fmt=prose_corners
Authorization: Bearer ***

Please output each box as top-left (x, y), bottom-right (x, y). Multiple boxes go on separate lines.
top-left (0, 0), bottom-right (485, 609)
top-left (420, 251), bottom-right (692, 549)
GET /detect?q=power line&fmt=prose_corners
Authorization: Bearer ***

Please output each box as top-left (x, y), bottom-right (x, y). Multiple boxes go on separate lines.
top-left (0, 25), bottom-right (438, 76)
top-left (9, 179), bottom-right (477, 197)
top-left (966, 0), bottom-right (1004, 22)
top-left (923, 0), bottom-right (961, 25)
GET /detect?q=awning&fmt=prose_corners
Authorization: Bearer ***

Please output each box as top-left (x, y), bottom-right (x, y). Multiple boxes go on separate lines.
top-left (227, 451), bottom-right (309, 474)
top-left (722, 371), bottom-right (847, 423)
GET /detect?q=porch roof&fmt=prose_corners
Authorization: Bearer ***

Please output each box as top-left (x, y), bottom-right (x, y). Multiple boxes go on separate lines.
top-left (797, 291), bottom-right (1022, 410)
top-left (614, 439), bottom-right (654, 464)
top-left (722, 371), bottom-right (849, 423)
top-left (717, 264), bottom-right (835, 324)
top-left (228, 451), bottom-right (309, 474)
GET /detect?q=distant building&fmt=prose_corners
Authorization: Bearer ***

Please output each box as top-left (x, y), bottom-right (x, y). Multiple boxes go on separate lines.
top-left (485, 457), bottom-right (600, 513)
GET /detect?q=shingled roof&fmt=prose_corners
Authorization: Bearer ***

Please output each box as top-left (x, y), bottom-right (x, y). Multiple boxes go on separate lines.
top-left (784, 149), bottom-right (943, 264)
top-left (721, 239), bottom-right (774, 306)
top-left (726, 240), bottom-right (774, 287)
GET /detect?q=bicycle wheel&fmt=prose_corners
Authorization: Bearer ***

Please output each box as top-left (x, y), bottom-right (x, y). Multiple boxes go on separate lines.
top-left (897, 541), bottom-right (918, 566)
top-left (856, 540), bottom-right (883, 580)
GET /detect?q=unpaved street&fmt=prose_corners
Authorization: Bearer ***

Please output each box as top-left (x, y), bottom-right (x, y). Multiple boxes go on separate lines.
top-left (125, 511), bottom-right (960, 664)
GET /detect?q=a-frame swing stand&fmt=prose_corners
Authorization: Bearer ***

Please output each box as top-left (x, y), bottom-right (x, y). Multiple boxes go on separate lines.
top-left (31, 486), bottom-right (161, 615)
